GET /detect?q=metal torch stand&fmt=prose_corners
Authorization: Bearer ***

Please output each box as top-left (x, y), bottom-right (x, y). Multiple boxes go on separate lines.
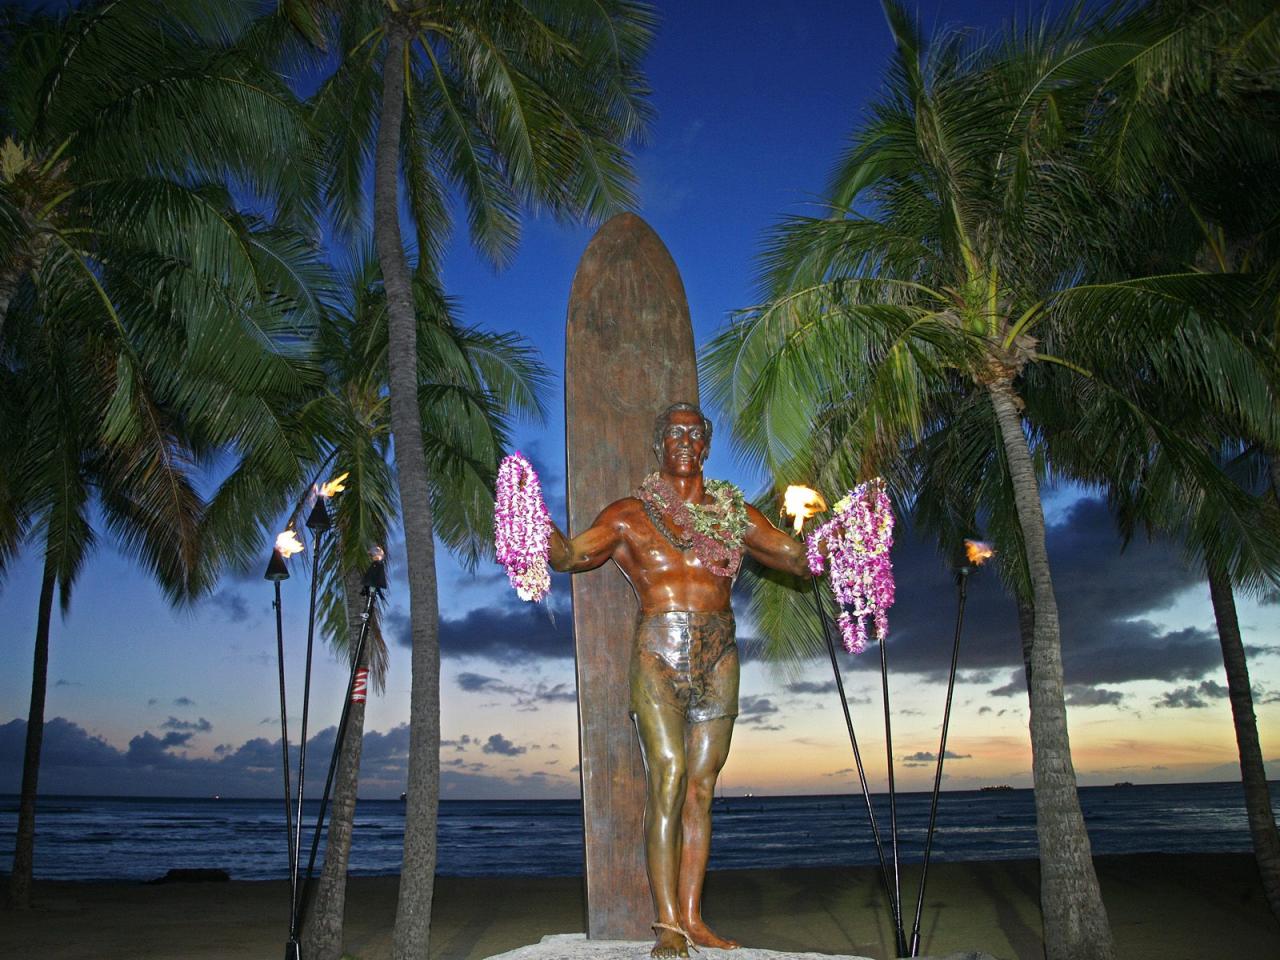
top-left (270, 524), bottom-right (386, 960)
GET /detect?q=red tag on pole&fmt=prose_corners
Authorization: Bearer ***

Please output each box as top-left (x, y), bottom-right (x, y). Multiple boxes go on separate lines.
top-left (351, 667), bottom-right (368, 703)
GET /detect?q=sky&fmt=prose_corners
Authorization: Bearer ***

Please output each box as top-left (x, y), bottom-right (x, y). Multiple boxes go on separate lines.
top-left (2, 0), bottom-right (1278, 801)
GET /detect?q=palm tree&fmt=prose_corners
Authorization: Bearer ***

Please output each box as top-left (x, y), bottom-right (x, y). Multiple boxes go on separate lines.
top-left (286, 5), bottom-right (654, 955)
top-left (1072, 0), bottom-right (1280, 917)
top-left (1111, 437), bottom-right (1280, 921)
top-left (289, 255), bottom-right (547, 960)
top-left (0, 1), bottom-right (324, 908)
top-left (1027, 247), bottom-right (1280, 924)
top-left (703, 5), bottom-right (1265, 957)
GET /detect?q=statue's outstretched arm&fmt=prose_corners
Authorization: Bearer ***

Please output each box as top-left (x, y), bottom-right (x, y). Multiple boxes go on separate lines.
top-left (549, 502), bottom-right (628, 573)
top-left (742, 503), bottom-right (812, 578)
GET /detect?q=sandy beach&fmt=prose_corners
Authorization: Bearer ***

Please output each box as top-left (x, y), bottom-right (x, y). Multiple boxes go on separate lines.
top-left (3, 853), bottom-right (1276, 959)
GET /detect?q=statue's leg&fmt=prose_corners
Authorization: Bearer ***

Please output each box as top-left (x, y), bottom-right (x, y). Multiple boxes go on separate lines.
top-left (678, 715), bottom-right (739, 949)
top-left (678, 616), bottom-right (740, 949)
top-left (633, 699), bottom-right (691, 959)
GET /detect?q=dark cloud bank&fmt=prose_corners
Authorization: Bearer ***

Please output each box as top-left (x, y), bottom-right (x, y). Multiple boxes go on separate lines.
top-left (427, 496), bottom-right (1245, 708)
top-left (0, 717), bottom-right (567, 800)
top-left (821, 497), bottom-right (1238, 706)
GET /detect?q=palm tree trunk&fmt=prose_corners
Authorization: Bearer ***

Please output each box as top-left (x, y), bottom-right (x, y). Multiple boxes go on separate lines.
top-left (987, 378), bottom-right (1114, 960)
top-left (1018, 593), bottom-right (1035, 695)
top-left (376, 20), bottom-right (442, 960)
top-left (302, 569), bottom-right (372, 960)
top-left (8, 558), bottom-right (56, 909)
top-left (1206, 563), bottom-right (1280, 921)
top-left (0, 265), bottom-right (19, 340)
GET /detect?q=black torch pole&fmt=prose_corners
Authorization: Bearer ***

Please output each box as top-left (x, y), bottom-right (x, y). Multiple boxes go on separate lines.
top-left (288, 499), bottom-right (331, 944)
top-left (264, 545), bottom-right (298, 960)
top-left (877, 623), bottom-right (908, 957)
top-left (909, 568), bottom-right (970, 956)
top-left (273, 580), bottom-right (296, 878)
top-left (809, 575), bottom-right (901, 945)
top-left (295, 557), bottom-right (386, 934)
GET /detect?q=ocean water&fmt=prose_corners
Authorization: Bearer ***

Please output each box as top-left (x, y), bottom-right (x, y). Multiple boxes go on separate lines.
top-left (0, 781), bottom-right (1269, 882)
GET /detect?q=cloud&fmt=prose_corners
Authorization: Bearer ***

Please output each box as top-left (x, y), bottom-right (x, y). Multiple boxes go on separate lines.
top-left (206, 589), bottom-right (250, 624)
top-left (736, 695), bottom-right (784, 730)
top-left (173, 697), bottom-right (196, 707)
top-left (1155, 680), bottom-right (1231, 709)
top-left (393, 595), bottom-right (575, 661)
top-left (1, 717), bottom-right (123, 769)
top-left (807, 500), bottom-right (1218, 698)
top-left (0, 717), bottom-right (381, 798)
top-left (441, 735), bottom-right (473, 752)
top-left (989, 671), bottom-right (1025, 698)
top-left (439, 766), bottom-right (574, 800)
top-left (53, 679), bottom-right (80, 688)
top-left (454, 672), bottom-right (576, 710)
top-left (526, 683), bottom-right (576, 704)
top-left (481, 733), bottom-right (527, 757)
top-left (0, 716), bottom-right (569, 800)
top-left (739, 695), bottom-right (778, 717)
top-left (1064, 686), bottom-right (1124, 707)
top-left (784, 680), bottom-right (838, 695)
top-left (161, 717), bottom-right (213, 733)
top-left (457, 673), bottom-right (515, 694)
top-left (901, 750), bottom-right (971, 767)
top-left (125, 730), bottom-right (195, 765)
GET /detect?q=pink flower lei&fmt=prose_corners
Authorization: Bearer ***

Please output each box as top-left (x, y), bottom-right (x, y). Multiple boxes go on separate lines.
top-left (494, 453), bottom-right (552, 602)
top-left (805, 479), bottom-right (895, 654)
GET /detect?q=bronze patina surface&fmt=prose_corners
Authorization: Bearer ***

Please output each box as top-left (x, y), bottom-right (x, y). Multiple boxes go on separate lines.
top-left (564, 213), bottom-right (698, 941)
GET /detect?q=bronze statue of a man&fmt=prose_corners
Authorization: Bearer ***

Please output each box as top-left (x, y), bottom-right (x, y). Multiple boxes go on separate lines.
top-left (550, 402), bottom-right (810, 958)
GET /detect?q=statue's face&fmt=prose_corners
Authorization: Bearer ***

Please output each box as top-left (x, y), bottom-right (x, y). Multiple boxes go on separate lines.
top-left (658, 409), bottom-right (709, 478)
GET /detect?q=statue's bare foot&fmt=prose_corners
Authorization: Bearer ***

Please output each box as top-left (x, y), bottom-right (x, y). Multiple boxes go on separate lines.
top-left (684, 917), bottom-right (739, 950)
top-left (650, 924), bottom-right (689, 958)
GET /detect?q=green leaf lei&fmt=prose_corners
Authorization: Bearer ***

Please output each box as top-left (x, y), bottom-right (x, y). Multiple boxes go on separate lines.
top-left (637, 473), bottom-right (749, 577)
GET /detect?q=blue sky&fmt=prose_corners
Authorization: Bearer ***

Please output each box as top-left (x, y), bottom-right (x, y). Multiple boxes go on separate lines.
top-left (3, 0), bottom-right (1278, 800)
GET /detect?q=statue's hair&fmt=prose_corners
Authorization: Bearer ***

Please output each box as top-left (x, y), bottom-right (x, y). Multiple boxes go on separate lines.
top-left (652, 402), bottom-right (713, 457)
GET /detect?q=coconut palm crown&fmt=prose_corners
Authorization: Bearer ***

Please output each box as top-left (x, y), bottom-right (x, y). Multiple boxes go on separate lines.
top-left (279, 4), bottom-right (655, 957)
top-left (0, 0), bottom-right (327, 909)
top-left (704, 3), bottom-right (1275, 958)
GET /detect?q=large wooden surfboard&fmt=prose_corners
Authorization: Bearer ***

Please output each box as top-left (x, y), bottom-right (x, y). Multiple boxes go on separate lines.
top-left (565, 213), bottom-right (699, 941)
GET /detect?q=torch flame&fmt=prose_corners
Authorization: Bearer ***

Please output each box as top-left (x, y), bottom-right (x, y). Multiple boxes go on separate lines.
top-left (275, 529), bottom-right (305, 558)
top-left (317, 472), bottom-right (349, 499)
top-left (782, 485), bottom-right (827, 534)
top-left (963, 539), bottom-right (994, 567)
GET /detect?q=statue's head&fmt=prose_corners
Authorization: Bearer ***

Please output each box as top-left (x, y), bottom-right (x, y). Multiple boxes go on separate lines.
top-left (653, 402), bottom-right (712, 474)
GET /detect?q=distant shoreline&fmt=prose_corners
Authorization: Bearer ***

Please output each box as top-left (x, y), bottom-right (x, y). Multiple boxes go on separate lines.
top-left (2, 779), bottom-right (1272, 803)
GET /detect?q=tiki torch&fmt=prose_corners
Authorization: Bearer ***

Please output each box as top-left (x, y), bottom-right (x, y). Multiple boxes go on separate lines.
top-left (783, 486), bottom-right (904, 954)
top-left (287, 474), bottom-right (345, 944)
top-left (295, 547), bottom-right (388, 934)
top-left (265, 527), bottom-right (303, 959)
top-left (907, 538), bottom-right (993, 957)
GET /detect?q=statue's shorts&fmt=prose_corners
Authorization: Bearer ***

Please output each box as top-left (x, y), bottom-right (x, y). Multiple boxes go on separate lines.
top-left (629, 611), bottom-right (739, 724)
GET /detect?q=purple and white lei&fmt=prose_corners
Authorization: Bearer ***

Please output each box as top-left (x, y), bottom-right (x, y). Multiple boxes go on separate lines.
top-left (805, 479), bottom-right (895, 654)
top-left (494, 453), bottom-right (552, 602)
